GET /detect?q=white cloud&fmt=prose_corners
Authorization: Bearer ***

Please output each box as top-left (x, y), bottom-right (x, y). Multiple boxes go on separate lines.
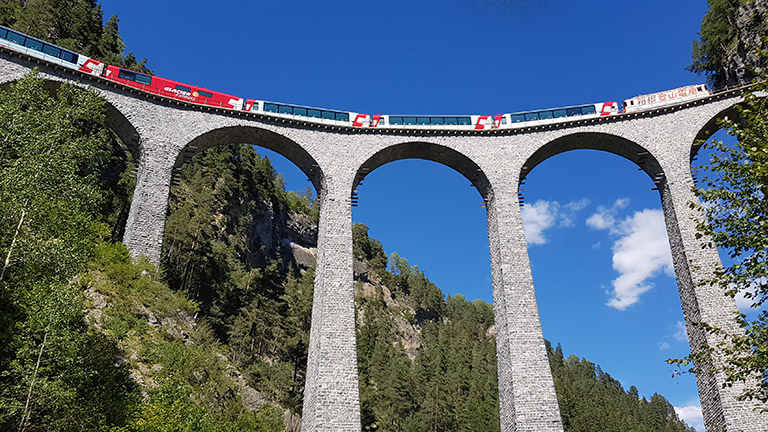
top-left (586, 198), bottom-right (629, 232)
top-left (521, 200), bottom-right (558, 245)
top-left (658, 342), bottom-right (671, 350)
top-left (673, 321), bottom-right (688, 342)
top-left (521, 199), bottom-right (591, 245)
top-left (588, 204), bottom-right (674, 310)
top-left (674, 404), bottom-right (704, 432)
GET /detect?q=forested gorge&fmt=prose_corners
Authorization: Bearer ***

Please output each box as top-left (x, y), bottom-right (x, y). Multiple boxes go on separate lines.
top-left (2, 0), bottom-right (757, 430)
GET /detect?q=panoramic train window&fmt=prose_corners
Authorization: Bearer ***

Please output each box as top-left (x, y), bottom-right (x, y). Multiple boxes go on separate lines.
top-left (431, 117), bottom-right (445, 125)
top-left (175, 85), bottom-right (192, 93)
top-left (389, 117), bottom-right (403, 125)
top-left (118, 69), bottom-right (151, 85)
top-left (118, 69), bottom-right (136, 81)
top-left (553, 109), bottom-right (567, 118)
top-left (293, 107), bottom-right (307, 116)
top-left (60, 50), bottom-right (76, 63)
top-left (322, 111), bottom-right (335, 120)
top-left (6, 30), bottom-right (24, 45)
top-left (0, 28), bottom-right (7, 39)
top-left (198, 90), bottom-right (213, 98)
top-left (23, 38), bottom-right (43, 51)
top-left (510, 114), bottom-right (525, 123)
top-left (42, 44), bottom-right (61, 58)
top-left (457, 117), bottom-right (471, 125)
top-left (539, 111), bottom-right (553, 120)
top-left (279, 105), bottom-right (293, 114)
top-left (404, 117), bottom-right (417, 125)
top-left (264, 103), bottom-right (278, 113)
top-left (335, 112), bottom-right (349, 121)
top-left (525, 112), bottom-right (539, 122)
top-left (581, 105), bottom-right (597, 115)
top-left (417, 117), bottom-right (430, 125)
top-left (445, 117), bottom-right (458, 125)
top-left (307, 109), bottom-right (321, 118)
top-left (566, 107), bottom-right (582, 116)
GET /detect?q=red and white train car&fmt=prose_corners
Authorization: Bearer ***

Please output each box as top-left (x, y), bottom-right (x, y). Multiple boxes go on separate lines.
top-left (104, 65), bottom-right (244, 110)
top-left (623, 84), bottom-right (710, 113)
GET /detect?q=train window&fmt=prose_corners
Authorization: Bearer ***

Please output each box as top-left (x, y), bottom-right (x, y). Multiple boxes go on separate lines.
top-left (501, 117), bottom-right (507, 124)
top-left (118, 69), bottom-right (137, 81)
top-left (42, 44), bottom-right (61, 58)
top-left (404, 117), bottom-right (417, 125)
top-left (457, 117), bottom-right (471, 125)
top-left (198, 90), bottom-right (213, 98)
top-left (308, 109), bottom-right (321, 118)
top-left (175, 85), bottom-right (192, 93)
top-left (566, 107), bottom-right (582, 116)
top-left (444, 117), bottom-right (458, 125)
top-left (23, 38), bottom-right (43, 51)
top-left (279, 105), bottom-right (293, 114)
top-left (264, 103), bottom-right (279, 113)
top-left (0, 28), bottom-right (7, 39)
top-left (6, 30), bottom-right (24, 45)
top-left (336, 112), bottom-right (349, 121)
top-left (581, 105), bottom-right (597, 115)
top-left (390, 117), bottom-right (403, 125)
top-left (322, 111), bottom-right (335, 120)
top-left (525, 112), bottom-right (539, 122)
top-left (510, 114), bottom-right (525, 123)
top-left (553, 109), bottom-right (567, 118)
top-left (431, 117), bottom-right (444, 125)
top-left (293, 107), bottom-right (307, 116)
top-left (417, 117), bottom-right (430, 125)
top-left (135, 73), bottom-right (151, 85)
top-left (60, 50), bottom-right (76, 63)
top-left (539, 111), bottom-right (553, 120)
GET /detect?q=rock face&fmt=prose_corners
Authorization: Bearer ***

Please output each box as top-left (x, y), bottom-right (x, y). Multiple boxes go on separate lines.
top-left (721, 0), bottom-right (768, 87)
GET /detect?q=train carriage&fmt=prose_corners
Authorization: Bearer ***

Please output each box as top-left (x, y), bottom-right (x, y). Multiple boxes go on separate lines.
top-left (623, 84), bottom-right (710, 113)
top-left (104, 65), bottom-right (244, 110)
top-left (0, 24), bottom-right (104, 76)
top-left (495, 102), bottom-right (619, 129)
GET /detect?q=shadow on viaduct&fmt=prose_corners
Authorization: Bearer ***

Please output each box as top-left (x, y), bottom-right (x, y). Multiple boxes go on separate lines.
top-left (0, 50), bottom-right (764, 432)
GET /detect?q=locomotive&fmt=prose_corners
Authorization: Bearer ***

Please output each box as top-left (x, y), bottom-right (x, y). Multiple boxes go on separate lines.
top-left (0, 25), bottom-right (710, 131)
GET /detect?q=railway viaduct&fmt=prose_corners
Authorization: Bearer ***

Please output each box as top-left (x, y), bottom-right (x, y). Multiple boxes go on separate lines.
top-left (0, 48), bottom-right (765, 432)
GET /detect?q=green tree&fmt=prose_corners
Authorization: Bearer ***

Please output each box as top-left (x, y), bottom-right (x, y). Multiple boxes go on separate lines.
top-left (689, 0), bottom-right (767, 88)
top-left (0, 71), bottom-right (137, 430)
top-left (670, 82), bottom-right (768, 404)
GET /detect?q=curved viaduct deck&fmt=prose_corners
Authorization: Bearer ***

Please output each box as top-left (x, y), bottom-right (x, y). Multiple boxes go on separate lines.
top-left (0, 48), bottom-right (764, 432)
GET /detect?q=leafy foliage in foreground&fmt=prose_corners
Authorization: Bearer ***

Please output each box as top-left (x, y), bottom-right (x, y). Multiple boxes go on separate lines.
top-left (0, 73), bottom-right (285, 431)
top-left (0, 72), bottom-right (136, 431)
top-left (669, 81), bottom-right (768, 405)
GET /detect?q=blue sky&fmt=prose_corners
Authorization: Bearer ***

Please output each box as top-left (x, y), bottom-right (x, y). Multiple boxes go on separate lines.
top-left (98, 1), bottom-right (735, 429)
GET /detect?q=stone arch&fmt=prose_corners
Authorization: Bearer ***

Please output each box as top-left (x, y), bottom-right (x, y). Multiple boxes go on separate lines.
top-left (519, 131), bottom-right (664, 185)
top-left (176, 125), bottom-right (324, 193)
top-left (690, 100), bottom-right (743, 164)
top-left (353, 141), bottom-right (492, 200)
top-left (350, 140), bottom-right (500, 427)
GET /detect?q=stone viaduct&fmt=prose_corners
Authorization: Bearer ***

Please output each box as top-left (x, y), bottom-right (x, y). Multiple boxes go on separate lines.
top-left (0, 47), bottom-right (765, 432)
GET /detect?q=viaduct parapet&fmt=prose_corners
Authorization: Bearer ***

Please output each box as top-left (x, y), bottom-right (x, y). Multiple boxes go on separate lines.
top-left (1, 50), bottom-right (765, 432)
